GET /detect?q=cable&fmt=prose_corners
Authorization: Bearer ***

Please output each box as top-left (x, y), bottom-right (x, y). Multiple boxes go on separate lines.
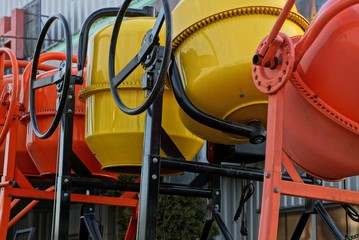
top-left (234, 183), bottom-right (255, 236)
top-left (341, 203), bottom-right (359, 223)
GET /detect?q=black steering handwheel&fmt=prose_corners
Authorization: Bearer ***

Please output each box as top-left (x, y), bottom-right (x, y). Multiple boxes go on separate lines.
top-left (108, 0), bottom-right (172, 115)
top-left (30, 13), bottom-right (72, 139)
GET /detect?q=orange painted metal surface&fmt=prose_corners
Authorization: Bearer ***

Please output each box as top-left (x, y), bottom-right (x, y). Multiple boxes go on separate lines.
top-left (24, 52), bottom-right (117, 179)
top-left (0, 59), bottom-right (39, 176)
top-left (254, 0), bottom-right (359, 180)
top-left (283, 0), bottom-right (359, 180)
top-left (254, 0), bottom-right (359, 238)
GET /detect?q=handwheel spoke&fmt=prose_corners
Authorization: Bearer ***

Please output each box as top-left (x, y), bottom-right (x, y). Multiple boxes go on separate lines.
top-left (113, 54), bottom-right (140, 87)
top-left (108, 0), bottom-right (171, 115)
top-left (32, 72), bottom-right (62, 89)
top-left (137, 8), bottom-right (165, 59)
top-left (150, 8), bottom-right (165, 44)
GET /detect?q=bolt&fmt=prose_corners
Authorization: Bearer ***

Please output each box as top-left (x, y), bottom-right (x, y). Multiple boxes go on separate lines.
top-left (89, 208), bottom-right (93, 212)
top-left (63, 192), bottom-right (69, 198)
top-left (152, 158), bottom-right (158, 164)
top-left (68, 95), bottom-right (73, 100)
top-left (214, 204), bottom-right (220, 210)
top-left (64, 178), bottom-right (69, 184)
top-left (265, 172), bottom-right (271, 178)
top-left (67, 109), bottom-right (73, 113)
top-left (274, 187), bottom-right (280, 193)
top-left (215, 190), bottom-right (220, 196)
top-left (152, 174), bottom-right (157, 180)
top-left (315, 179), bottom-right (322, 185)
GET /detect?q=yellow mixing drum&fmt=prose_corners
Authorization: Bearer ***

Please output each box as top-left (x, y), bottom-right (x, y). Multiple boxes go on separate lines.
top-left (171, 0), bottom-right (308, 144)
top-left (79, 17), bottom-right (203, 175)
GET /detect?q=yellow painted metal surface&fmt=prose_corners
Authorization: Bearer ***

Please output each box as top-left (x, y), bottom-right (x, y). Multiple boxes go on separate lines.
top-left (79, 17), bottom-right (204, 174)
top-left (172, 0), bottom-right (309, 144)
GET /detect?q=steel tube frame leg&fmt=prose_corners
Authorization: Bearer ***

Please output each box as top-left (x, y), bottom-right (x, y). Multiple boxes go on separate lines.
top-left (136, 90), bottom-right (164, 239)
top-left (51, 84), bottom-right (75, 240)
top-left (0, 119), bottom-right (19, 240)
top-left (258, 89), bottom-right (286, 239)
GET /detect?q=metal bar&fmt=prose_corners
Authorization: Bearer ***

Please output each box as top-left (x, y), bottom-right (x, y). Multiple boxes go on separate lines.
top-left (125, 207), bottom-right (138, 240)
top-left (314, 201), bottom-right (344, 240)
top-left (10, 185), bottom-right (139, 207)
top-left (291, 212), bottom-right (311, 240)
top-left (71, 178), bottom-right (212, 198)
top-left (200, 220), bottom-right (213, 240)
top-left (51, 83), bottom-right (75, 240)
top-left (282, 152), bottom-right (304, 183)
top-left (0, 118), bottom-right (19, 240)
top-left (281, 181), bottom-right (359, 205)
top-left (213, 209), bottom-right (233, 240)
top-left (161, 158), bottom-right (313, 183)
top-left (136, 89), bottom-right (164, 239)
top-left (258, 90), bottom-right (286, 239)
top-left (79, 204), bottom-right (103, 240)
top-left (160, 127), bottom-right (185, 159)
top-left (8, 186), bottom-right (55, 228)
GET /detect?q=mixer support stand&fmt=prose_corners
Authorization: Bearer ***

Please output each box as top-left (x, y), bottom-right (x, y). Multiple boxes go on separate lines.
top-left (0, 110), bottom-right (20, 240)
top-left (51, 82), bottom-right (76, 240)
top-left (291, 199), bottom-right (343, 240)
top-left (79, 203), bottom-right (103, 240)
top-left (257, 84), bottom-right (359, 239)
top-left (136, 89), bottom-right (164, 239)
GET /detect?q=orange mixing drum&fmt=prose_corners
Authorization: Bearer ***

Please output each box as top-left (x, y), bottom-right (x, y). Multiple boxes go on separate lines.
top-left (0, 51), bottom-right (39, 177)
top-left (25, 52), bottom-right (117, 179)
top-left (254, 0), bottom-right (359, 180)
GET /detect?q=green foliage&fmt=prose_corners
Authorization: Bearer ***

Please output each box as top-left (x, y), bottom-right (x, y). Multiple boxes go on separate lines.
top-left (156, 195), bottom-right (218, 240)
top-left (116, 195), bottom-right (218, 240)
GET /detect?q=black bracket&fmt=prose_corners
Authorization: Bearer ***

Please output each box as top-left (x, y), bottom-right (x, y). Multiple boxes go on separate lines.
top-left (200, 176), bottom-right (233, 240)
top-left (79, 204), bottom-right (103, 240)
top-left (13, 227), bottom-right (36, 240)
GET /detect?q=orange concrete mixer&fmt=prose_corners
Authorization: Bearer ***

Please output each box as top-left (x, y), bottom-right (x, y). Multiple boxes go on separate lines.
top-left (252, 0), bottom-right (359, 180)
top-left (25, 52), bottom-right (117, 179)
top-left (0, 48), bottom-right (39, 176)
top-left (24, 13), bottom-right (117, 179)
top-left (284, 0), bottom-right (359, 180)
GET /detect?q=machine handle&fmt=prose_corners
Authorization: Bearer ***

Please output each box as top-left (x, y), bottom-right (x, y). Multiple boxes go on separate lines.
top-left (108, 0), bottom-right (172, 115)
top-left (168, 58), bottom-right (266, 144)
top-left (29, 13), bottom-right (72, 139)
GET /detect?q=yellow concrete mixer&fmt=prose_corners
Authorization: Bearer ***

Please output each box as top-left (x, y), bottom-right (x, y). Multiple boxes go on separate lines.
top-left (169, 0), bottom-right (309, 144)
top-left (79, 16), bottom-right (204, 175)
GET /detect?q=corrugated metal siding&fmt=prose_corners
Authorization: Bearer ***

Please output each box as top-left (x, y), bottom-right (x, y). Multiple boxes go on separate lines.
top-left (40, 0), bottom-right (124, 35)
top-left (221, 178), bottom-right (260, 240)
top-left (1, 0), bottom-right (33, 17)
